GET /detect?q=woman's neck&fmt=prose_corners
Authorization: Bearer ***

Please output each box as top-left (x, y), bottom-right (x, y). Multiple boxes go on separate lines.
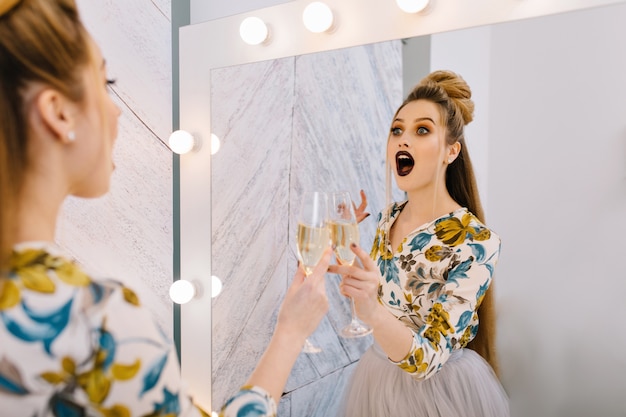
top-left (402, 185), bottom-right (460, 225)
top-left (14, 175), bottom-right (65, 244)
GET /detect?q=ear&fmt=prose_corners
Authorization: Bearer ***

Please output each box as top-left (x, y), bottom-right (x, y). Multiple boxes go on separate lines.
top-left (446, 141), bottom-right (462, 164)
top-left (34, 88), bottom-right (76, 144)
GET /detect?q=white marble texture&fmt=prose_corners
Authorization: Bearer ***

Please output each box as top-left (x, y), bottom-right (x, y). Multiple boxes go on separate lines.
top-left (211, 40), bottom-right (403, 416)
top-left (56, 1), bottom-right (174, 335)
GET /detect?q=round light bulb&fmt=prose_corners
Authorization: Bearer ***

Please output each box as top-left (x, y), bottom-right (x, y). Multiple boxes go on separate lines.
top-left (169, 280), bottom-right (196, 304)
top-left (168, 130), bottom-right (195, 154)
top-left (211, 275), bottom-right (223, 298)
top-left (211, 133), bottom-right (221, 155)
top-left (239, 16), bottom-right (269, 45)
top-left (396, 0), bottom-right (430, 13)
top-left (303, 2), bottom-right (334, 33)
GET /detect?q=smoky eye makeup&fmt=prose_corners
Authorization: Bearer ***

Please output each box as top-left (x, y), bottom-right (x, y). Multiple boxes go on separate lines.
top-left (391, 126), bottom-right (403, 136)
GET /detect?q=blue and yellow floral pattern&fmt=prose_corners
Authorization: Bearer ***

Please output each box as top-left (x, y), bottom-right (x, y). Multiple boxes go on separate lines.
top-left (0, 242), bottom-right (275, 416)
top-left (371, 203), bottom-right (500, 380)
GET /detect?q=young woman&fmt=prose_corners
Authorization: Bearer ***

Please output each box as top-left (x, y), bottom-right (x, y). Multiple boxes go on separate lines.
top-left (0, 1), bottom-right (330, 415)
top-left (329, 70), bottom-right (510, 416)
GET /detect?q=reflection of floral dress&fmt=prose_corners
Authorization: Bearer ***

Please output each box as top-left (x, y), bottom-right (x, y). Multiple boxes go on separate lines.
top-left (338, 203), bottom-right (509, 417)
top-left (0, 242), bottom-right (276, 417)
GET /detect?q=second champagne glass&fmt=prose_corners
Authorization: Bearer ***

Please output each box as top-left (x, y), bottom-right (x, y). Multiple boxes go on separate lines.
top-left (329, 191), bottom-right (373, 338)
top-left (295, 191), bottom-right (330, 353)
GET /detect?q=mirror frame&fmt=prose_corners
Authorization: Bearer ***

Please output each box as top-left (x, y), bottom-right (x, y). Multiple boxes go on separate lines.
top-left (177, 0), bottom-right (624, 411)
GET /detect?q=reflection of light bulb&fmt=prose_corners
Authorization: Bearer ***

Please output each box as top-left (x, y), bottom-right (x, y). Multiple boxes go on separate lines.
top-left (211, 133), bottom-right (221, 155)
top-left (303, 2), bottom-right (334, 33)
top-left (240, 16), bottom-right (269, 45)
top-left (169, 280), bottom-right (196, 304)
top-left (168, 130), bottom-right (195, 154)
top-left (212, 275), bottom-right (223, 298)
top-left (211, 412), bottom-right (219, 417)
top-left (396, 0), bottom-right (430, 13)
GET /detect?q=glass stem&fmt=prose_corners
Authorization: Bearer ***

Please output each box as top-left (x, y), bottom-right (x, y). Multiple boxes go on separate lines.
top-left (350, 297), bottom-right (358, 322)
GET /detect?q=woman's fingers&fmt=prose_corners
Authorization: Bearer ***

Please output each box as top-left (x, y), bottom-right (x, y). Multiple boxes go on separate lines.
top-left (350, 243), bottom-right (377, 271)
top-left (310, 246), bottom-right (333, 282)
top-left (353, 189), bottom-right (370, 223)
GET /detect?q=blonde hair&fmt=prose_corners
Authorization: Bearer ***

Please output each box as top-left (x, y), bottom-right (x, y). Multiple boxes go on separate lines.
top-left (0, 0), bottom-right (91, 268)
top-left (388, 70), bottom-right (500, 376)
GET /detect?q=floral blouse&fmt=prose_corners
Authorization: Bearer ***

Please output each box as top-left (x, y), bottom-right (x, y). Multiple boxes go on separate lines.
top-left (370, 203), bottom-right (500, 381)
top-left (0, 242), bottom-right (276, 417)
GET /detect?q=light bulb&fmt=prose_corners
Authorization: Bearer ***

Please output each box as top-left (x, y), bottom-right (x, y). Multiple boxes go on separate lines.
top-left (211, 133), bottom-right (221, 155)
top-left (168, 130), bottom-right (195, 154)
top-left (396, 0), bottom-right (430, 13)
top-left (169, 280), bottom-right (196, 304)
top-left (302, 2), bottom-right (334, 33)
top-left (240, 16), bottom-right (269, 45)
top-left (211, 275), bottom-right (223, 298)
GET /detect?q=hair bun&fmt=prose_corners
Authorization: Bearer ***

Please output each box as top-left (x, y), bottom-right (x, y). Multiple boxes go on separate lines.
top-left (423, 70), bottom-right (474, 125)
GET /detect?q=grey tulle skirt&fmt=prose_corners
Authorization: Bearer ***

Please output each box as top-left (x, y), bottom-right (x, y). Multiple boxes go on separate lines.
top-left (337, 343), bottom-right (510, 417)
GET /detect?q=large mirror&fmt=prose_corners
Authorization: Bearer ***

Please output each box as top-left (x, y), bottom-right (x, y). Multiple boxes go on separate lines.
top-left (179, 1), bottom-right (626, 415)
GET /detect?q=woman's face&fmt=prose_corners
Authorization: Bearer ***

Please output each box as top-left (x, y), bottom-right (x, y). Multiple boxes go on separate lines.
top-left (387, 99), bottom-right (449, 194)
top-left (69, 40), bottom-right (121, 198)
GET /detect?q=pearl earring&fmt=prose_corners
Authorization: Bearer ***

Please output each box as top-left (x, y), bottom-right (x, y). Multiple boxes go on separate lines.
top-left (448, 158), bottom-right (454, 164)
top-left (67, 131), bottom-right (76, 142)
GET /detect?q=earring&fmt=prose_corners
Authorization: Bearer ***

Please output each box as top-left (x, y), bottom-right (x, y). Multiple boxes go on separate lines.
top-left (448, 158), bottom-right (454, 164)
top-left (67, 131), bottom-right (76, 142)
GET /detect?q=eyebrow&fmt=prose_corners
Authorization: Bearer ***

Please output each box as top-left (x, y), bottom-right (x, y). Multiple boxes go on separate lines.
top-left (393, 117), bottom-right (436, 124)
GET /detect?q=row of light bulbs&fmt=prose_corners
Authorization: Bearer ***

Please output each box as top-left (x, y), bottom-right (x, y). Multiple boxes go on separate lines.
top-left (168, 0), bottom-right (432, 154)
top-left (241, 0), bottom-right (431, 45)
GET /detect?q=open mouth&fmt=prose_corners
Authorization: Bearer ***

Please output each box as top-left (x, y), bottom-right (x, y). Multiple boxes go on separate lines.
top-left (395, 151), bottom-right (414, 177)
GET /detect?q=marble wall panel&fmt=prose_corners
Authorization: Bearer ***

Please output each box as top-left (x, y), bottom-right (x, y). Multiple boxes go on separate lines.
top-left (210, 57), bottom-right (296, 408)
top-left (210, 40), bottom-right (403, 416)
top-left (57, 1), bottom-right (173, 335)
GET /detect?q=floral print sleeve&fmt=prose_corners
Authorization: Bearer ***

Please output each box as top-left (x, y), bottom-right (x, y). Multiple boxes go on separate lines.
top-left (220, 385), bottom-right (277, 417)
top-left (0, 243), bottom-right (275, 416)
top-left (370, 204), bottom-right (500, 381)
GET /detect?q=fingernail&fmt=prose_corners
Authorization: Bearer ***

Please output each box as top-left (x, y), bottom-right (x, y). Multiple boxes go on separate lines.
top-left (350, 242), bottom-right (357, 248)
top-left (332, 244), bottom-right (337, 250)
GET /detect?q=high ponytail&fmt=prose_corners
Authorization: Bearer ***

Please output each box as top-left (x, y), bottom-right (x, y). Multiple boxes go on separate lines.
top-left (0, 0), bottom-right (90, 269)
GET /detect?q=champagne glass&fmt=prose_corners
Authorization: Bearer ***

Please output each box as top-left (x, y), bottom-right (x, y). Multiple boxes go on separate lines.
top-left (329, 191), bottom-right (373, 338)
top-left (295, 191), bottom-right (330, 353)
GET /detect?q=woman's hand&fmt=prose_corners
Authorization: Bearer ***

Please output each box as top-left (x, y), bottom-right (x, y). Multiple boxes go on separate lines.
top-left (352, 190), bottom-right (370, 223)
top-left (328, 243), bottom-right (383, 327)
top-left (275, 247), bottom-right (331, 342)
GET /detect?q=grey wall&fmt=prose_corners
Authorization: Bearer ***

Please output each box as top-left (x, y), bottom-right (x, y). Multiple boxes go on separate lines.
top-left (57, 1), bottom-right (174, 336)
top-left (486, 5), bottom-right (626, 416)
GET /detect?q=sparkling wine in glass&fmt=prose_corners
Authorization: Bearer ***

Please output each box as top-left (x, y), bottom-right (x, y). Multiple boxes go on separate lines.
top-left (295, 191), bottom-right (330, 353)
top-left (329, 191), bottom-right (373, 338)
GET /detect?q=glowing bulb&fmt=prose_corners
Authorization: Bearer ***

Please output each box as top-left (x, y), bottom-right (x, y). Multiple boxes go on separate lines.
top-left (212, 276), bottom-right (223, 298)
top-left (211, 133), bottom-right (221, 155)
top-left (396, 0), bottom-right (430, 13)
top-left (303, 2), bottom-right (334, 33)
top-left (168, 130), bottom-right (195, 154)
top-left (240, 16), bottom-right (269, 45)
top-left (169, 280), bottom-right (196, 304)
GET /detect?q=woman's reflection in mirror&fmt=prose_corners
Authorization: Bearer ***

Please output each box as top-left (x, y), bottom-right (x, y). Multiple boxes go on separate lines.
top-left (329, 70), bottom-right (510, 417)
